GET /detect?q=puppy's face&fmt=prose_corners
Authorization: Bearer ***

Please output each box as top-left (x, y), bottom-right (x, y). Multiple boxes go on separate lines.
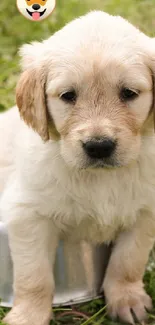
top-left (16, 11), bottom-right (155, 169)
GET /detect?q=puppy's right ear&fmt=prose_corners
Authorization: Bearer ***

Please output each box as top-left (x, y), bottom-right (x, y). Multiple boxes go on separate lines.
top-left (16, 67), bottom-right (50, 141)
top-left (16, 42), bottom-right (58, 141)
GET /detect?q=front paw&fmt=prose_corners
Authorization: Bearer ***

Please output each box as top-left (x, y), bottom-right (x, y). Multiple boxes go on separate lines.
top-left (103, 280), bottom-right (152, 324)
top-left (3, 303), bottom-right (52, 325)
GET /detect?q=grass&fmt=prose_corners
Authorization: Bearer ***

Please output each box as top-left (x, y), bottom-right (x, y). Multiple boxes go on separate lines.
top-left (0, 0), bottom-right (155, 324)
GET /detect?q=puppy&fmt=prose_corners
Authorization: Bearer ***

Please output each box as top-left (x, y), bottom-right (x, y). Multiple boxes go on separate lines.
top-left (0, 10), bottom-right (155, 325)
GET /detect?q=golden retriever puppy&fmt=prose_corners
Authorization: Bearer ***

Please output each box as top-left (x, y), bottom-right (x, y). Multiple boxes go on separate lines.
top-left (0, 10), bottom-right (155, 325)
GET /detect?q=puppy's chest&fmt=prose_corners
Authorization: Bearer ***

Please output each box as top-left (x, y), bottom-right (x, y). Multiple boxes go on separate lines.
top-left (48, 170), bottom-right (146, 241)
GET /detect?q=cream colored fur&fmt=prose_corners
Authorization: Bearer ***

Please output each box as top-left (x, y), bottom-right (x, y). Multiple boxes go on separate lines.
top-left (0, 10), bottom-right (155, 325)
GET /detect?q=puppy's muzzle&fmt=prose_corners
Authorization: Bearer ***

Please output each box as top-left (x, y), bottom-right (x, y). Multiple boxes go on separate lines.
top-left (82, 138), bottom-right (116, 159)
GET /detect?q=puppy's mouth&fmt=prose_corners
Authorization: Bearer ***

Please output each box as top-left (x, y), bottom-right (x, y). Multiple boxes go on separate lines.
top-left (80, 156), bottom-right (122, 170)
top-left (86, 159), bottom-right (121, 169)
top-left (26, 8), bottom-right (46, 20)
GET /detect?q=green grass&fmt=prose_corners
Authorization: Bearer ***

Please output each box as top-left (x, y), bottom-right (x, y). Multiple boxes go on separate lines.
top-left (1, 0), bottom-right (155, 324)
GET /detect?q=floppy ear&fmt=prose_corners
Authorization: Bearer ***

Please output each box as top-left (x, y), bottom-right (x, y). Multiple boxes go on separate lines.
top-left (153, 70), bottom-right (155, 129)
top-left (16, 67), bottom-right (50, 141)
top-left (16, 42), bottom-right (59, 141)
top-left (148, 38), bottom-right (155, 129)
top-left (142, 37), bottom-right (155, 129)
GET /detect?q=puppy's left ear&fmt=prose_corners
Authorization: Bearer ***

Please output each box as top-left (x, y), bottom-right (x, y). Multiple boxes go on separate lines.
top-left (148, 38), bottom-right (155, 128)
top-left (152, 55), bottom-right (155, 129)
top-left (153, 74), bottom-right (155, 129)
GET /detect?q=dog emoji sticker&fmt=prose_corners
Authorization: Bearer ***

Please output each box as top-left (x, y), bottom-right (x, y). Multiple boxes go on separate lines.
top-left (17, 0), bottom-right (55, 21)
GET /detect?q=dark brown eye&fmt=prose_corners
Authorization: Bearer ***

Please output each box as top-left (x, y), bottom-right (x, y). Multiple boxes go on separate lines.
top-left (60, 90), bottom-right (77, 103)
top-left (120, 88), bottom-right (139, 101)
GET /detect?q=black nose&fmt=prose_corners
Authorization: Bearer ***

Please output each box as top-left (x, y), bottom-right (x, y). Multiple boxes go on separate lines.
top-left (32, 3), bottom-right (40, 10)
top-left (83, 139), bottom-right (116, 159)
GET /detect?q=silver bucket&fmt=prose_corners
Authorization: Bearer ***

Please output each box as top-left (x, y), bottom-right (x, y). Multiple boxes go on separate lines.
top-left (0, 221), bottom-right (111, 307)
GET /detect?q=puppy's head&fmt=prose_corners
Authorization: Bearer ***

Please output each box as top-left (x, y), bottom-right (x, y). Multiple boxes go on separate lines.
top-left (16, 11), bottom-right (155, 169)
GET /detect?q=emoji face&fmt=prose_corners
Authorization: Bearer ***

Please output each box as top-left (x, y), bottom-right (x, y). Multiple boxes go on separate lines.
top-left (17, 0), bottom-right (55, 21)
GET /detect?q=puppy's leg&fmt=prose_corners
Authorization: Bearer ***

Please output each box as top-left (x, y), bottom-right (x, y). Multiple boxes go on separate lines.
top-left (103, 212), bottom-right (154, 324)
top-left (3, 217), bottom-right (58, 325)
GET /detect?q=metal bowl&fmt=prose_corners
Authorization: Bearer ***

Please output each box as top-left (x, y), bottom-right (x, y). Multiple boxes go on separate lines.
top-left (0, 221), bottom-right (111, 307)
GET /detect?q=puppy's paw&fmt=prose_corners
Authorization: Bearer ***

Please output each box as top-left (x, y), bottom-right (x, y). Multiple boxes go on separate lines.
top-left (3, 303), bottom-right (52, 325)
top-left (103, 280), bottom-right (152, 324)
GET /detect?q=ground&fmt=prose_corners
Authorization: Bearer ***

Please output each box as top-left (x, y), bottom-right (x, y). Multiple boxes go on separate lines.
top-left (0, 0), bottom-right (155, 324)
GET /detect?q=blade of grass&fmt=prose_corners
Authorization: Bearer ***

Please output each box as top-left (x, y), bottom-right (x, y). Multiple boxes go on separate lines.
top-left (92, 313), bottom-right (108, 325)
top-left (53, 308), bottom-right (72, 312)
top-left (81, 305), bottom-right (107, 325)
top-left (56, 311), bottom-right (89, 320)
top-left (147, 312), bottom-right (155, 320)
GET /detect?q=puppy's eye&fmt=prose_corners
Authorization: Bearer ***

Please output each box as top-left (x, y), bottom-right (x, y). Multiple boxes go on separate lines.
top-left (60, 90), bottom-right (77, 103)
top-left (120, 88), bottom-right (139, 101)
